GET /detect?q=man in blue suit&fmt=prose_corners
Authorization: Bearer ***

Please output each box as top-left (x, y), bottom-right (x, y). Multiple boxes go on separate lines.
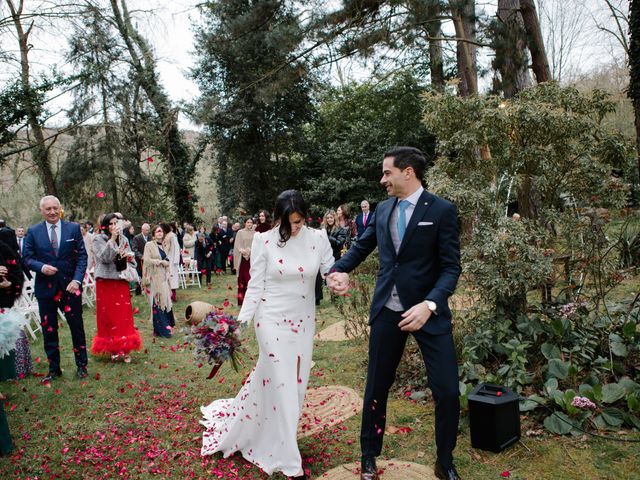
top-left (328, 147), bottom-right (462, 480)
top-left (354, 200), bottom-right (371, 241)
top-left (23, 195), bottom-right (89, 381)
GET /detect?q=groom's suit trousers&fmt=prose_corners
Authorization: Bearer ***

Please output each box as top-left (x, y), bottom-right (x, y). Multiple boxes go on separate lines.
top-left (361, 307), bottom-right (460, 468)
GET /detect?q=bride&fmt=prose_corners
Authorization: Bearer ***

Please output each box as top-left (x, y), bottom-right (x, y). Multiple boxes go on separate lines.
top-left (200, 190), bottom-right (336, 478)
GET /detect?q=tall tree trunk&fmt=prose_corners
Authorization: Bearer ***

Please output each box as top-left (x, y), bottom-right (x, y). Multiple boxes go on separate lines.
top-left (6, 0), bottom-right (57, 195)
top-left (520, 0), bottom-right (551, 83)
top-left (109, 0), bottom-right (196, 223)
top-left (630, 0), bottom-right (640, 191)
top-left (425, 0), bottom-right (445, 92)
top-left (100, 81), bottom-right (120, 212)
top-left (495, 0), bottom-right (532, 98)
top-left (451, 0), bottom-right (478, 96)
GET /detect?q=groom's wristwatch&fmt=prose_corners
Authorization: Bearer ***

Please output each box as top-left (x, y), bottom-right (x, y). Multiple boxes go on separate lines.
top-left (423, 300), bottom-right (437, 314)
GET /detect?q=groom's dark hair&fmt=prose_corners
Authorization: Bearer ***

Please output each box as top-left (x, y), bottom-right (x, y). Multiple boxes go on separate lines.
top-left (384, 146), bottom-right (427, 180)
top-left (273, 189), bottom-right (308, 246)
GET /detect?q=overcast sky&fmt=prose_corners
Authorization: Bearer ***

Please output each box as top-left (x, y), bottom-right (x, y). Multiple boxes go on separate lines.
top-left (0, 0), bottom-right (629, 130)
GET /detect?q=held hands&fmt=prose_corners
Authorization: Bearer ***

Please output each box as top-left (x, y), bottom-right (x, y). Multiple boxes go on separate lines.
top-left (326, 272), bottom-right (350, 295)
top-left (398, 301), bottom-right (433, 332)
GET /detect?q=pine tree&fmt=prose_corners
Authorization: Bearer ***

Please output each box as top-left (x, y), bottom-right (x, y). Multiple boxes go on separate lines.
top-left (192, 0), bottom-right (315, 213)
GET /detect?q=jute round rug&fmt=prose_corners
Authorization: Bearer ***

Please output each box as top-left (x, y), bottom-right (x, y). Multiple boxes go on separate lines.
top-left (316, 459), bottom-right (437, 479)
top-left (297, 385), bottom-right (362, 439)
top-left (315, 320), bottom-right (349, 341)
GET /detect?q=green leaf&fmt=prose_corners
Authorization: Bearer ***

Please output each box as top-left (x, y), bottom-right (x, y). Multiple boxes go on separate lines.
top-left (601, 383), bottom-right (626, 404)
top-left (622, 320), bottom-right (636, 339)
top-left (543, 412), bottom-right (576, 435)
top-left (627, 392), bottom-right (640, 414)
top-left (618, 378), bottom-right (640, 395)
top-left (623, 413), bottom-right (640, 429)
top-left (545, 377), bottom-right (559, 395)
top-left (592, 383), bottom-right (603, 403)
top-left (541, 342), bottom-right (561, 360)
top-left (610, 340), bottom-right (628, 357)
top-left (548, 359), bottom-right (570, 379)
top-left (601, 407), bottom-right (624, 427)
top-left (519, 395), bottom-right (545, 412)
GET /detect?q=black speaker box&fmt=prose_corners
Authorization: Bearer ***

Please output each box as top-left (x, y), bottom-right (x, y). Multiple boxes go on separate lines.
top-left (468, 383), bottom-right (521, 453)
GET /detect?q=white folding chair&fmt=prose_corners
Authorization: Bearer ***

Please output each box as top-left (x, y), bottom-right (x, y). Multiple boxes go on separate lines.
top-left (185, 258), bottom-right (202, 288)
top-left (82, 270), bottom-right (96, 307)
top-left (15, 273), bottom-right (42, 340)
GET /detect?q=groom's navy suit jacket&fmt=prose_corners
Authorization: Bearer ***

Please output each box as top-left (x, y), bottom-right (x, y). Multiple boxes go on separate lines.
top-left (333, 190), bottom-right (461, 335)
top-left (23, 220), bottom-right (88, 300)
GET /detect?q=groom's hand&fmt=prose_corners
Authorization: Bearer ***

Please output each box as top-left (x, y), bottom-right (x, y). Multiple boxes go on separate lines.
top-left (398, 302), bottom-right (432, 332)
top-left (326, 272), bottom-right (349, 295)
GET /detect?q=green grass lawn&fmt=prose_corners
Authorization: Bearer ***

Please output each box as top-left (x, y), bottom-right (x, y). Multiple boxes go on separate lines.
top-left (1, 273), bottom-right (639, 479)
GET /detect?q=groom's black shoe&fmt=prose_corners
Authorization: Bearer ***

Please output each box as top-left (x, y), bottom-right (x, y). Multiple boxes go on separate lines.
top-left (434, 461), bottom-right (461, 480)
top-left (41, 369), bottom-right (62, 383)
top-left (360, 456), bottom-right (379, 480)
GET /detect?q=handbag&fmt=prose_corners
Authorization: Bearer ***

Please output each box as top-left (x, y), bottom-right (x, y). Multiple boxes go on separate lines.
top-left (114, 253), bottom-right (128, 272)
top-left (119, 263), bottom-right (140, 283)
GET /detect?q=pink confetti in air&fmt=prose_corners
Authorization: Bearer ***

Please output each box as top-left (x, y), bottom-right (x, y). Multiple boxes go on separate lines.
top-left (64, 305), bottom-right (71, 313)
top-left (96, 191), bottom-right (105, 198)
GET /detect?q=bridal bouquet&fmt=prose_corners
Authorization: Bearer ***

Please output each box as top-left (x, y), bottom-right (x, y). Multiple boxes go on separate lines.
top-left (186, 309), bottom-right (243, 378)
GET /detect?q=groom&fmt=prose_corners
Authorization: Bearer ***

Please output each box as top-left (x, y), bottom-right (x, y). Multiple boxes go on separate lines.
top-left (328, 147), bottom-right (462, 480)
top-left (23, 195), bottom-right (89, 381)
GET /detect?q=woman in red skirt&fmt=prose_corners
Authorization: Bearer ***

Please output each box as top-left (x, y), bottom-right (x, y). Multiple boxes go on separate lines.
top-left (90, 213), bottom-right (142, 362)
top-left (232, 217), bottom-right (256, 305)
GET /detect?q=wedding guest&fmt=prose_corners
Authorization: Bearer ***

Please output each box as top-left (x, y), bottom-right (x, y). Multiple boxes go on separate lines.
top-left (337, 204), bottom-right (356, 249)
top-left (229, 222), bottom-right (241, 275)
top-left (142, 225), bottom-right (175, 338)
top-left (81, 222), bottom-right (95, 272)
top-left (216, 220), bottom-right (232, 273)
top-left (90, 214), bottom-right (142, 362)
top-left (354, 200), bottom-right (371, 241)
top-left (0, 229), bottom-right (26, 382)
top-left (0, 230), bottom-right (25, 455)
top-left (194, 232), bottom-right (214, 287)
top-left (322, 210), bottom-right (348, 261)
top-left (162, 223), bottom-right (180, 302)
top-left (232, 217), bottom-right (255, 305)
top-left (131, 223), bottom-right (150, 296)
top-left (15, 226), bottom-right (26, 258)
top-left (201, 190), bottom-right (335, 479)
top-left (183, 224), bottom-right (196, 258)
top-left (1, 228), bottom-right (32, 379)
top-left (254, 209), bottom-right (271, 233)
top-left (22, 195), bottom-right (89, 381)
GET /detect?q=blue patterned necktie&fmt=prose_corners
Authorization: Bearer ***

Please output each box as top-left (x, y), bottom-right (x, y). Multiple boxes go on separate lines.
top-left (397, 200), bottom-right (410, 241)
top-left (50, 224), bottom-right (58, 256)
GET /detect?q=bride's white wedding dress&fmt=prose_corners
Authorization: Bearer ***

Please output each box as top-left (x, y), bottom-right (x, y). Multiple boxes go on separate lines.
top-left (201, 226), bottom-right (334, 476)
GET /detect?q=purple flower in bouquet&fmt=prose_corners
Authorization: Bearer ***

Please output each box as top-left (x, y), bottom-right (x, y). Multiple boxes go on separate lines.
top-left (185, 309), bottom-right (243, 377)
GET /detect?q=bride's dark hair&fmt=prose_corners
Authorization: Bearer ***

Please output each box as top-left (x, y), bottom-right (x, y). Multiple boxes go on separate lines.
top-left (273, 189), bottom-right (307, 246)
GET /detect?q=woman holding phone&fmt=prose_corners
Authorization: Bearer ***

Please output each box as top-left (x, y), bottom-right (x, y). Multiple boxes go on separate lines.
top-left (90, 213), bottom-right (143, 362)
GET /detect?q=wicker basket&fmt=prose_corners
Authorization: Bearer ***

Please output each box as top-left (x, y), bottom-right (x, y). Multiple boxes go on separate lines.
top-left (185, 301), bottom-right (215, 325)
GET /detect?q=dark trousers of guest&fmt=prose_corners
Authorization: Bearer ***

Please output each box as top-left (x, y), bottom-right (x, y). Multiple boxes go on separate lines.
top-left (361, 307), bottom-right (460, 469)
top-left (135, 261), bottom-right (143, 295)
top-left (198, 257), bottom-right (213, 285)
top-left (37, 291), bottom-right (88, 373)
